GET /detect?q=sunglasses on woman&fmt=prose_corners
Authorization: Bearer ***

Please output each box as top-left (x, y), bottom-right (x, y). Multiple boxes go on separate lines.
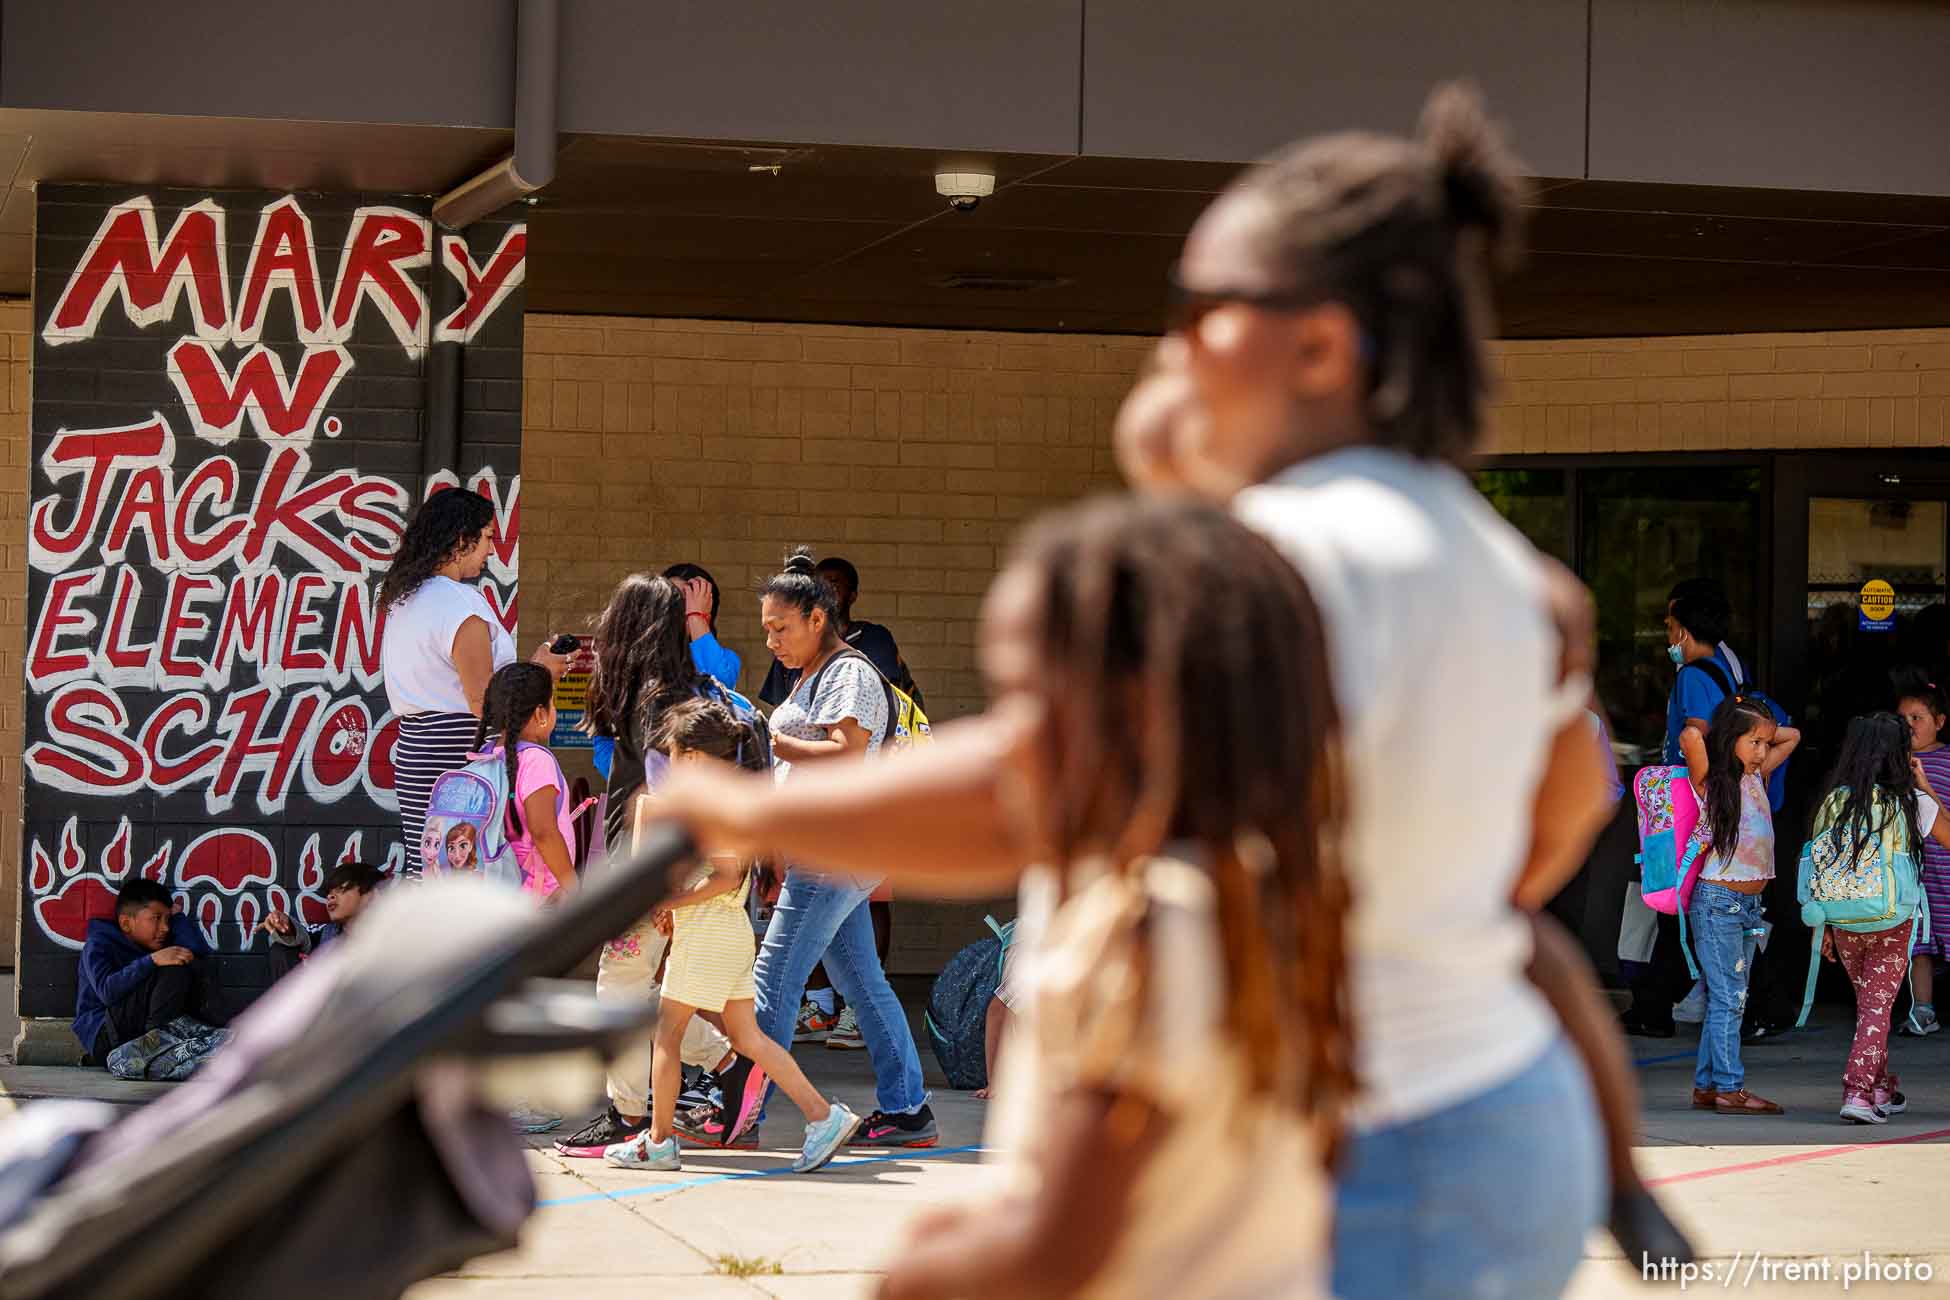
top-left (1164, 263), bottom-right (1321, 335)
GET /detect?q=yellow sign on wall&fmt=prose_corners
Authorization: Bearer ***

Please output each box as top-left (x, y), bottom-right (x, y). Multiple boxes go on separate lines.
top-left (1860, 578), bottom-right (1896, 631)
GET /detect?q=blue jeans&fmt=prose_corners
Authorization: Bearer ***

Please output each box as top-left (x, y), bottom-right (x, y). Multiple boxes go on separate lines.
top-left (1333, 1037), bottom-right (1603, 1299)
top-left (753, 869), bottom-right (928, 1116)
top-left (1690, 880), bottom-right (1765, 1091)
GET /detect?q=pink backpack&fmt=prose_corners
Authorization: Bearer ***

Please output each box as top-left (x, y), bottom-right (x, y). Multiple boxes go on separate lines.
top-left (1634, 765), bottom-right (1707, 915)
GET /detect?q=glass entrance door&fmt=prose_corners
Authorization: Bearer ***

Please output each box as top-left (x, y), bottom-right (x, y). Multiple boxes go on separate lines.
top-left (1801, 496), bottom-right (1950, 769)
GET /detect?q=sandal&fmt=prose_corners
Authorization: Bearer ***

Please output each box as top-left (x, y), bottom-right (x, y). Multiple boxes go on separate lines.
top-left (1690, 1088), bottom-right (1719, 1111)
top-left (1712, 1089), bottom-right (1783, 1115)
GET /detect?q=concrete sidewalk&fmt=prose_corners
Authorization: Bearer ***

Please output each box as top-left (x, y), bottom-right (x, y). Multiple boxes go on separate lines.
top-left (8, 997), bottom-right (1950, 1296)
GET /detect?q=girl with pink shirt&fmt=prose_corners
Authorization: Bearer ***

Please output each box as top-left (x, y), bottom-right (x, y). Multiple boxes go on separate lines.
top-left (474, 663), bottom-right (582, 901)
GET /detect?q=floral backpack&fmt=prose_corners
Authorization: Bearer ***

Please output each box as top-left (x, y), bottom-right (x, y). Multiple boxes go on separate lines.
top-left (1794, 786), bottom-right (1931, 1026)
top-left (1634, 764), bottom-right (1706, 916)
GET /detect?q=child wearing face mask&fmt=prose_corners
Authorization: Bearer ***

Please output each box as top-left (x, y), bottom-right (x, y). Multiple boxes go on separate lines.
top-left (1679, 696), bottom-right (1800, 1117)
top-left (1895, 669), bottom-right (1950, 1036)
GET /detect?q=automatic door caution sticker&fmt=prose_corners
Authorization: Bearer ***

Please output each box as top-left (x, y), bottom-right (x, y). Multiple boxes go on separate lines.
top-left (1860, 579), bottom-right (1896, 633)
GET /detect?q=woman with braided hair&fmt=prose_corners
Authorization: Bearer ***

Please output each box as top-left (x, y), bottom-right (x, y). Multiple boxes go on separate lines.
top-left (658, 83), bottom-right (1624, 1297)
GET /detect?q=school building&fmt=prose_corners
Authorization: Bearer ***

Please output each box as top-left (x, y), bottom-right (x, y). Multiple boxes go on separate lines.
top-left (2, 1), bottom-right (1948, 1059)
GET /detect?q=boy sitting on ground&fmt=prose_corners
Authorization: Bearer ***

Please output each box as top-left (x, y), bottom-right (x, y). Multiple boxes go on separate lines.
top-left (257, 862), bottom-right (387, 980)
top-left (75, 879), bottom-right (228, 1070)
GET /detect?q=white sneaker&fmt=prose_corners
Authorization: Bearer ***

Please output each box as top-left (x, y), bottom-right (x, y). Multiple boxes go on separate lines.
top-left (509, 1102), bottom-right (563, 1134)
top-left (1840, 1094), bottom-right (1887, 1125)
top-left (1672, 983), bottom-right (1706, 1025)
top-left (604, 1132), bottom-right (681, 1170)
top-left (825, 1006), bottom-right (866, 1050)
top-left (793, 1103), bottom-right (862, 1173)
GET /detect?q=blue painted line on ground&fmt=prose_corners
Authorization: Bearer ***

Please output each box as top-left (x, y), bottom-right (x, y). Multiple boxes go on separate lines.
top-left (1634, 1051), bottom-right (1697, 1067)
top-left (538, 1142), bottom-right (990, 1208)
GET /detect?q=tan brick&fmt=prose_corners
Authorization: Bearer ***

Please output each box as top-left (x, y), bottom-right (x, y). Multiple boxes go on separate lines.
top-left (1729, 372), bottom-right (1821, 400)
top-left (1776, 345), bottom-right (1874, 372)
top-left (1822, 370), bottom-right (1921, 398)
top-left (1636, 375), bottom-right (1728, 403)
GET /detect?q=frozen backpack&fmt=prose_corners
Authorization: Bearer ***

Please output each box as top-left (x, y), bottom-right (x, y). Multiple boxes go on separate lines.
top-left (423, 753), bottom-right (525, 889)
top-left (1633, 764), bottom-right (1706, 916)
top-left (1793, 788), bottom-right (1932, 1026)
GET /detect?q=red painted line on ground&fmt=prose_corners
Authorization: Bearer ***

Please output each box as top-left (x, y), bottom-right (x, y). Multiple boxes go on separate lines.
top-left (1647, 1126), bottom-right (1950, 1187)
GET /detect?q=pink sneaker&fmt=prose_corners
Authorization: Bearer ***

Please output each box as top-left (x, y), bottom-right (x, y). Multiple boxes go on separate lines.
top-left (1840, 1092), bottom-right (1886, 1125)
top-left (1874, 1079), bottom-right (1907, 1116)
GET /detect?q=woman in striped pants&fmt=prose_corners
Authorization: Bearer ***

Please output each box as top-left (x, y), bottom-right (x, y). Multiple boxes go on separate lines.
top-left (378, 488), bottom-right (565, 875)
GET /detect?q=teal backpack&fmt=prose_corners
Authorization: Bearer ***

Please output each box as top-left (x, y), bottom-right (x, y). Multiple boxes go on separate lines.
top-left (1794, 786), bottom-right (1931, 1026)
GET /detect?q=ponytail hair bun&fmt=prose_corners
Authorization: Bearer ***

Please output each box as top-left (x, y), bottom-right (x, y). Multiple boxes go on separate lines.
top-left (783, 547), bottom-right (818, 577)
top-left (763, 545), bottom-right (838, 621)
top-left (1418, 80), bottom-right (1526, 269)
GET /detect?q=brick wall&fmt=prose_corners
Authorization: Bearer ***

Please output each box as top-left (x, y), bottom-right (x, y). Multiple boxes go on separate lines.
top-left (519, 318), bottom-right (1143, 723)
top-left (519, 317), bottom-right (1950, 973)
top-left (1482, 328), bottom-right (1950, 454)
top-left (0, 301), bottom-right (26, 970)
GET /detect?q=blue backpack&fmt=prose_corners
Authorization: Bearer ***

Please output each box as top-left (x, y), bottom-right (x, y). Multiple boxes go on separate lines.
top-left (1794, 787), bottom-right (1932, 1026)
top-left (423, 752), bottom-right (525, 889)
top-left (924, 916), bottom-right (1016, 1090)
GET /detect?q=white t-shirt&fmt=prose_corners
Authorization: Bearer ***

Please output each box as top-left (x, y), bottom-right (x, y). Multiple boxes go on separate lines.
top-left (1921, 792), bottom-right (1941, 839)
top-left (1233, 446), bottom-right (1579, 1129)
top-left (380, 576), bottom-right (516, 715)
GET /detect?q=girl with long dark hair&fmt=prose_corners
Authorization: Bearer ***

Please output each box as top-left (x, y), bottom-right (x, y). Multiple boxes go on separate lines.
top-left (1679, 696), bottom-right (1799, 1117)
top-left (378, 488), bottom-right (565, 876)
top-left (471, 663), bottom-right (579, 900)
top-left (1811, 712), bottom-right (1950, 1123)
top-left (554, 572), bottom-right (754, 1159)
top-left (871, 496), bottom-right (1350, 1300)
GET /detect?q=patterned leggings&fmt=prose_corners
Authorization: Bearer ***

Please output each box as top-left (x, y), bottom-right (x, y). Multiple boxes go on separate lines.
top-left (1832, 919), bottom-right (1914, 1097)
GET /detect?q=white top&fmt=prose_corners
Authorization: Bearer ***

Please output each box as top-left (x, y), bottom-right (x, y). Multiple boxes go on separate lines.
top-left (768, 651), bottom-right (887, 783)
top-left (988, 861), bottom-right (1327, 1300)
top-left (1920, 792), bottom-right (1940, 839)
top-left (1233, 446), bottom-right (1579, 1128)
top-left (380, 576), bottom-right (516, 715)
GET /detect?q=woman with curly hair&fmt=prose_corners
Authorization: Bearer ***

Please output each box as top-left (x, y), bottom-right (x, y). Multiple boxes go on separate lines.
top-left (378, 488), bottom-right (564, 876)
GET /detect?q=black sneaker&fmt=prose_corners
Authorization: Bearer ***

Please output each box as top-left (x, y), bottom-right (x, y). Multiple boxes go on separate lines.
top-left (711, 1055), bottom-right (763, 1137)
top-left (847, 1104), bottom-right (938, 1148)
top-left (553, 1105), bottom-right (648, 1158)
top-left (681, 1070), bottom-right (718, 1112)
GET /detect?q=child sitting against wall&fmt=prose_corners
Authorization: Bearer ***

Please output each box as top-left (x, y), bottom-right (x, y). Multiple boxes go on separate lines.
top-left (74, 879), bottom-right (230, 1077)
top-left (258, 862), bottom-right (388, 980)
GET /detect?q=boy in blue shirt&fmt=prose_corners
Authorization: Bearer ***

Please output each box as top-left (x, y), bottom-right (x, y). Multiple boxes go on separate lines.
top-left (75, 879), bottom-right (226, 1065)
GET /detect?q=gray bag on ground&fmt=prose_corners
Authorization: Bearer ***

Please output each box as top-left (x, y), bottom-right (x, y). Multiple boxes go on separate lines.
top-left (924, 917), bottom-right (1014, 1091)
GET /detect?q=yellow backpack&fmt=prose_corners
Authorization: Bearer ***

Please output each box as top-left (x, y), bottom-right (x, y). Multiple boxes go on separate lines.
top-left (807, 648), bottom-right (933, 751)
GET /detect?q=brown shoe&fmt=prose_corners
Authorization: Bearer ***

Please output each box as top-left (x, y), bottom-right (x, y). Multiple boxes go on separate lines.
top-left (1713, 1089), bottom-right (1784, 1115)
top-left (1691, 1088), bottom-right (1719, 1110)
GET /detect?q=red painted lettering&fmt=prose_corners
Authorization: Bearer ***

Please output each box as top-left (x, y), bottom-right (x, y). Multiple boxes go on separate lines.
top-left (167, 340), bottom-right (351, 445)
top-left (242, 448), bottom-right (362, 572)
top-left (139, 693), bottom-right (224, 790)
top-left (331, 582), bottom-right (385, 686)
top-left (436, 227), bottom-right (527, 342)
top-left (160, 573), bottom-right (223, 683)
top-left (213, 571), bottom-right (283, 679)
top-left (101, 465), bottom-right (172, 564)
top-left (99, 569), bottom-right (150, 675)
top-left (27, 569), bottom-right (105, 686)
top-left (235, 196), bottom-right (326, 344)
top-left (172, 456), bottom-right (247, 567)
top-left (29, 418), bottom-right (170, 570)
top-left (329, 207), bottom-right (429, 355)
top-left (279, 573), bottom-right (331, 674)
top-left (26, 684), bottom-right (144, 791)
top-left (44, 198), bottom-right (231, 345)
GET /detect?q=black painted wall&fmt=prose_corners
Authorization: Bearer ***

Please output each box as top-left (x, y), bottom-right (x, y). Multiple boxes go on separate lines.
top-left (20, 185), bottom-right (525, 1025)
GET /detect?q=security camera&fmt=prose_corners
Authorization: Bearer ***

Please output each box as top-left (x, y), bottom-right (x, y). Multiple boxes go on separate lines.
top-left (935, 170), bottom-right (995, 212)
